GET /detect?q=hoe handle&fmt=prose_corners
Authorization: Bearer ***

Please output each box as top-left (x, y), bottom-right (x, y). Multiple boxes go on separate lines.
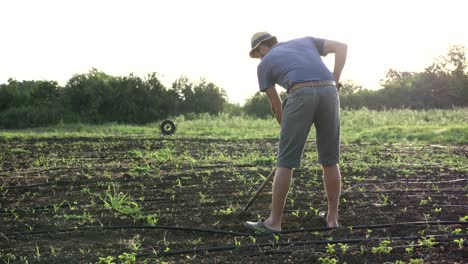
top-left (240, 168), bottom-right (276, 215)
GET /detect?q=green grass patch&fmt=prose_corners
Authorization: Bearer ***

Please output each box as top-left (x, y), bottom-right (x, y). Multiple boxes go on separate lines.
top-left (0, 108), bottom-right (467, 145)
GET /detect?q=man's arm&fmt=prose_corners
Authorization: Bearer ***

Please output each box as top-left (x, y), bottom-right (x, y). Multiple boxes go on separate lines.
top-left (322, 40), bottom-right (347, 83)
top-left (265, 86), bottom-right (282, 125)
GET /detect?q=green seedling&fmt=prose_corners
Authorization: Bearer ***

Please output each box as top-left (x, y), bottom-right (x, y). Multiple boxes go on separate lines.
top-left (371, 240), bottom-right (392, 254)
top-left (310, 207), bottom-right (319, 216)
top-left (318, 257), bottom-right (338, 264)
top-left (453, 238), bottom-right (464, 249)
top-left (418, 237), bottom-right (437, 248)
top-left (405, 241), bottom-right (415, 255)
top-left (326, 243), bottom-right (336, 255)
top-left (34, 244), bottom-right (41, 261)
top-left (98, 256), bottom-right (116, 264)
top-left (338, 243), bottom-right (349, 254)
top-left (291, 209), bottom-right (300, 217)
top-left (118, 252), bottom-right (136, 264)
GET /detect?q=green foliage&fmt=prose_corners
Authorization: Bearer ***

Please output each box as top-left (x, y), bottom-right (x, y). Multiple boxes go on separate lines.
top-left (339, 45), bottom-right (468, 110)
top-left (172, 76), bottom-right (227, 115)
top-left (243, 90), bottom-right (287, 119)
top-left (0, 70), bottom-right (229, 128)
top-left (371, 240), bottom-right (392, 254)
top-left (118, 252), bottom-right (136, 264)
top-left (0, 105), bottom-right (65, 129)
top-left (98, 256), bottom-right (116, 264)
top-left (243, 92), bottom-right (272, 118)
top-left (1, 109), bottom-right (467, 145)
top-left (319, 256), bottom-right (338, 264)
top-left (62, 69), bottom-right (177, 124)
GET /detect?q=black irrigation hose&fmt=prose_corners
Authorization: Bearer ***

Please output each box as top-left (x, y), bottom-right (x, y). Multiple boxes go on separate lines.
top-left (2, 225), bottom-right (249, 237)
top-left (279, 221), bottom-right (468, 235)
top-left (3, 221), bottom-right (467, 238)
top-left (138, 234), bottom-right (468, 258)
top-left (2, 175), bottom-right (468, 189)
top-left (1, 168), bottom-right (231, 189)
top-left (241, 240), bottom-right (467, 258)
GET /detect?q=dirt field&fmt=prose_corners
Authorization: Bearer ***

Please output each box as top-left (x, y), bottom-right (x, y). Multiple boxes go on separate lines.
top-left (1, 137), bottom-right (467, 263)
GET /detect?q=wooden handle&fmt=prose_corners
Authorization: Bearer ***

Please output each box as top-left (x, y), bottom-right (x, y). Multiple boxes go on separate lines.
top-left (240, 168), bottom-right (276, 215)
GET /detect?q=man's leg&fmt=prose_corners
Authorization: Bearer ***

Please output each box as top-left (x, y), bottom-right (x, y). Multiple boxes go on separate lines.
top-left (322, 164), bottom-right (341, 227)
top-left (263, 167), bottom-right (293, 231)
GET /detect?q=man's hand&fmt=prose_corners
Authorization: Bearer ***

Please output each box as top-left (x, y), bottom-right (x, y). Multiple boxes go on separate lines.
top-left (265, 86), bottom-right (282, 125)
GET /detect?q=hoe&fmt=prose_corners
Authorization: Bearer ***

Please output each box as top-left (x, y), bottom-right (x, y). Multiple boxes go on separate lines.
top-left (239, 168), bottom-right (276, 216)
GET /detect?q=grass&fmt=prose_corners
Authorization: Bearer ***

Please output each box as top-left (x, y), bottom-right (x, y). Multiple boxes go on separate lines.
top-left (0, 108), bottom-right (467, 144)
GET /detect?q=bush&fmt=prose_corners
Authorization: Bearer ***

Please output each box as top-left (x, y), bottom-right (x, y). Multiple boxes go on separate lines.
top-left (0, 106), bottom-right (65, 129)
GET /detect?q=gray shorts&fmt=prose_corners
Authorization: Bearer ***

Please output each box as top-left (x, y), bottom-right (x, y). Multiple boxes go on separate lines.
top-left (277, 85), bottom-right (340, 168)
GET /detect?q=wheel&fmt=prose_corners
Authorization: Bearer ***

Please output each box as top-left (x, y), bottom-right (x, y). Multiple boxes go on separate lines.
top-left (160, 120), bottom-right (176, 135)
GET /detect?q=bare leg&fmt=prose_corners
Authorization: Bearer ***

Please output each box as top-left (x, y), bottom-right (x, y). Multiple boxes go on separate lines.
top-left (263, 167), bottom-right (293, 231)
top-left (322, 164), bottom-right (341, 227)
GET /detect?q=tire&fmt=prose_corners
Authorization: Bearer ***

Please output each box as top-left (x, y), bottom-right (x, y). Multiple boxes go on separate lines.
top-left (160, 120), bottom-right (176, 135)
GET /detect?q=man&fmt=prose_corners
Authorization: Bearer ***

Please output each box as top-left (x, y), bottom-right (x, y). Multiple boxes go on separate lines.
top-left (245, 32), bottom-right (347, 232)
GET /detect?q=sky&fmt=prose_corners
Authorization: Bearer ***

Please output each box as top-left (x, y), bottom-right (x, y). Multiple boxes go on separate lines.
top-left (1, 0), bottom-right (467, 104)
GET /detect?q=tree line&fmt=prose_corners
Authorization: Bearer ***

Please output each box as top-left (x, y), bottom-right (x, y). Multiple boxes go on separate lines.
top-left (0, 70), bottom-right (230, 128)
top-left (0, 46), bottom-right (466, 128)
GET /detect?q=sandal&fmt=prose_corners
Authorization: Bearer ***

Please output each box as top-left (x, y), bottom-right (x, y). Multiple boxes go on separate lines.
top-left (318, 211), bottom-right (340, 228)
top-left (244, 219), bottom-right (279, 235)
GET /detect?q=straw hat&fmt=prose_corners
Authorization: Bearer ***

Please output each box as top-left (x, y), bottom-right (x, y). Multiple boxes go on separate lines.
top-left (249, 32), bottom-right (277, 58)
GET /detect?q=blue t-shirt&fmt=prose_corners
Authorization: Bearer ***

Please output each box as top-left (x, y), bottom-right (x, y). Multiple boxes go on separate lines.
top-left (257, 37), bottom-right (334, 92)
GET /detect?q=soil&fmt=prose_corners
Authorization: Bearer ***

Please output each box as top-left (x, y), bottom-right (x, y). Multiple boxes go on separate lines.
top-left (0, 137), bottom-right (466, 263)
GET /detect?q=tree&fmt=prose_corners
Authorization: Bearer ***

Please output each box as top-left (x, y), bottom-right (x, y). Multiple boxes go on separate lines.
top-left (243, 90), bottom-right (287, 118)
top-left (173, 77), bottom-right (228, 115)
